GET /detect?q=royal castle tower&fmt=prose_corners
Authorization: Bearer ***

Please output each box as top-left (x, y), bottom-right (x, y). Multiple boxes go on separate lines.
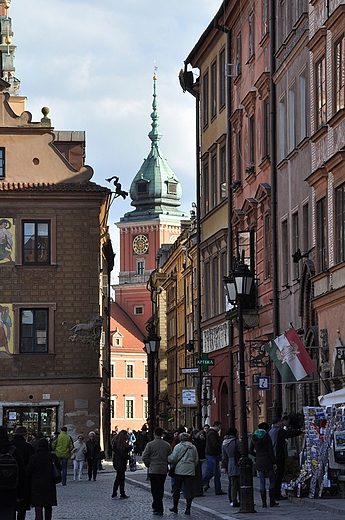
top-left (113, 73), bottom-right (188, 335)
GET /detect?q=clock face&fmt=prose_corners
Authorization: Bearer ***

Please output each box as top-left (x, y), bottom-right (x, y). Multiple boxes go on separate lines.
top-left (133, 234), bottom-right (149, 255)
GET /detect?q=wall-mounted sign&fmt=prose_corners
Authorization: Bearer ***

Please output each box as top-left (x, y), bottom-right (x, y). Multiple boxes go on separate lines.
top-left (182, 388), bottom-right (196, 406)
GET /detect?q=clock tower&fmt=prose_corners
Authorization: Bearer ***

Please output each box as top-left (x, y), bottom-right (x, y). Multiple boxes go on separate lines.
top-left (113, 73), bottom-right (188, 334)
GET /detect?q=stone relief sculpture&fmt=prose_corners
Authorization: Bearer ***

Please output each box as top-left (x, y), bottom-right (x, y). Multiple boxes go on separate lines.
top-left (62, 315), bottom-right (103, 344)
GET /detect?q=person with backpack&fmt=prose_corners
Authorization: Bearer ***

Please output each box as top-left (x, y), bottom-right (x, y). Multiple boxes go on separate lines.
top-left (26, 438), bottom-right (61, 520)
top-left (11, 426), bottom-right (35, 520)
top-left (221, 427), bottom-right (242, 507)
top-left (0, 425), bottom-right (25, 520)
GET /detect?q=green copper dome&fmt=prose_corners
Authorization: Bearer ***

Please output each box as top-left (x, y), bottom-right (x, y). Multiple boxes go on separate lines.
top-left (121, 75), bottom-right (187, 223)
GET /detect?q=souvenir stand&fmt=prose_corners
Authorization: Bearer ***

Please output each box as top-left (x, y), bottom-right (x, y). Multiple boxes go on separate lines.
top-left (284, 398), bottom-right (345, 499)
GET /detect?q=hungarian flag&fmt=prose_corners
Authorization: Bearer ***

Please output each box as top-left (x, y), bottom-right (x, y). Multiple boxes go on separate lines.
top-left (264, 328), bottom-right (316, 383)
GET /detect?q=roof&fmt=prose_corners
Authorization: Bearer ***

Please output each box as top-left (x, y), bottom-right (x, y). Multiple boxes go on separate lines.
top-left (110, 302), bottom-right (145, 351)
top-left (0, 181), bottom-right (110, 193)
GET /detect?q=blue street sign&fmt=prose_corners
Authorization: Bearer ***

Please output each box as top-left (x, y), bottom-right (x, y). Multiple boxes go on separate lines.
top-left (257, 376), bottom-right (270, 390)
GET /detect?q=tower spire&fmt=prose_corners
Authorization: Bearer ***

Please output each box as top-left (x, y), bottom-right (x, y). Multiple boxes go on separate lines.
top-left (0, 0), bottom-right (20, 95)
top-left (148, 64), bottom-right (162, 151)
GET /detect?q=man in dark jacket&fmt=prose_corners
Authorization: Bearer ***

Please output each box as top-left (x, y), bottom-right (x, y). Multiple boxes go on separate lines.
top-left (0, 426), bottom-right (25, 520)
top-left (11, 426), bottom-right (34, 520)
top-left (142, 427), bottom-right (172, 516)
top-left (201, 421), bottom-right (226, 495)
top-left (269, 415), bottom-right (302, 500)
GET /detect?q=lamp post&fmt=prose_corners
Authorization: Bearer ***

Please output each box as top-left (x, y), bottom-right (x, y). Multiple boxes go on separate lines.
top-left (143, 327), bottom-right (160, 441)
top-left (224, 262), bottom-right (256, 514)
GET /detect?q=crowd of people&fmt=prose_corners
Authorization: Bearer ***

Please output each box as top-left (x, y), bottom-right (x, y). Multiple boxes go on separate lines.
top-left (0, 415), bottom-right (302, 519)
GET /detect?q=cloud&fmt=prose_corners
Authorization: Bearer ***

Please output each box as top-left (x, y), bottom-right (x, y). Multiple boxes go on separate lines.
top-left (9, 0), bottom-right (221, 272)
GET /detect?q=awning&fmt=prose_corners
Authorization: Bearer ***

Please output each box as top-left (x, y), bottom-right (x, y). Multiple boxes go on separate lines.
top-left (318, 387), bottom-right (345, 406)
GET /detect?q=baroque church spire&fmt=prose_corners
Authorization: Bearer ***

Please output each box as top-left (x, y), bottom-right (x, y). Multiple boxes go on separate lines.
top-left (121, 71), bottom-right (187, 223)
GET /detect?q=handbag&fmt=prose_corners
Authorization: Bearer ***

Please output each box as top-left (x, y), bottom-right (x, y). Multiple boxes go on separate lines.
top-left (99, 450), bottom-right (105, 460)
top-left (52, 460), bottom-right (62, 484)
top-left (168, 447), bottom-right (189, 478)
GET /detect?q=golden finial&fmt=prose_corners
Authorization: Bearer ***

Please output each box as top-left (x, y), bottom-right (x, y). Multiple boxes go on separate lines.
top-left (153, 60), bottom-right (157, 81)
top-left (4, 1), bottom-right (11, 10)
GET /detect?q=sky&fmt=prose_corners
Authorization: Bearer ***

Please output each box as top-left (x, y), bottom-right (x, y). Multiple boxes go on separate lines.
top-left (9, 0), bottom-right (221, 278)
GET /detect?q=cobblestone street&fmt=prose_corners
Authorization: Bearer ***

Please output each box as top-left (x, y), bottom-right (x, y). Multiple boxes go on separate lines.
top-left (23, 461), bottom-right (345, 520)
top-left (24, 468), bottom-right (213, 520)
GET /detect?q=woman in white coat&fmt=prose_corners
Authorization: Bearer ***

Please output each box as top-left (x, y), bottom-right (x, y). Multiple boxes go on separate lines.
top-left (72, 434), bottom-right (87, 481)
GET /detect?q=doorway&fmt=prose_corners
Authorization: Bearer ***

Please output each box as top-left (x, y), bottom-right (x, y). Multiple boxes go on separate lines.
top-left (3, 406), bottom-right (57, 439)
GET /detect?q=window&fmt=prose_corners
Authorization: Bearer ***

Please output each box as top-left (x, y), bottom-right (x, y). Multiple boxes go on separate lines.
top-left (282, 220), bottom-right (289, 285)
top-left (292, 212), bottom-right (299, 279)
top-left (22, 221), bottom-right (50, 265)
top-left (137, 261), bottom-right (144, 275)
top-left (211, 61), bottom-right (217, 119)
top-left (262, 0), bottom-right (268, 37)
top-left (316, 57), bottom-right (326, 128)
top-left (143, 399), bottom-right (148, 420)
top-left (125, 399), bottom-right (134, 419)
top-left (279, 96), bottom-right (286, 161)
top-left (203, 72), bottom-right (209, 127)
top-left (220, 146), bottom-right (226, 198)
top-left (336, 184), bottom-right (345, 263)
top-left (126, 363), bottom-right (134, 378)
top-left (212, 256), bottom-right (219, 316)
top-left (20, 309), bottom-right (48, 353)
top-left (249, 12), bottom-right (255, 59)
top-left (110, 364), bottom-right (114, 378)
top-left (137, 181), bottom-right (148, 194)
top-left (144, 363), bottom-right (148, 379)
top-left (249, 115), bottom-right (255, 165)
top-left (167, 182), bottom-right (177, 194)
top-left (236, 33), bottom-right (242, 75)
top-left (316, 198), bottom-right (327, 272)
top-left (203, 162), bottom-right (209, 215)
top-left (110, 399), bottom-right (115, 419)
top-left (289, 84), bottom-right (296, 151)
top-left (211, 154), bottom-right (217, 208)
top-left (335, 35), bottom-right (345, 112)
top-left (303, 203), bottom-right (309, 251)
top-left (204, 262), bottom-right (210, 320)
top-left (263, 99), bottom-right (270, 157)
top-left (134, 306), bottom-right (143, 315)
top-left (264, 213), bottom-right (271, 278)
top-left (299, 70), bottom-right (307, 141)
top-left (221, 251), bottom-right (227, 312)
top-left (219, 49), bottom-right (226, 108)
top-left (0, 148), bottom-right (5, 178)
top-left (237, 131), bottom-right (242, 181)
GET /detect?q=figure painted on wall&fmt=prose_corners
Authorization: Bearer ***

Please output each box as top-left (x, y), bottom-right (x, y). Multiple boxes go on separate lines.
top-left (0, 218), bottom-right (13, 263)
top-left (0, 305), bottom-right (12, 356)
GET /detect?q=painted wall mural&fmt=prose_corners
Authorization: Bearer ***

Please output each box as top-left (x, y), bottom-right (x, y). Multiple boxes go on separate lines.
top-left (0, 304), bottom-right (13, 356)
top-left (0, 218), bottom-right (15, 263)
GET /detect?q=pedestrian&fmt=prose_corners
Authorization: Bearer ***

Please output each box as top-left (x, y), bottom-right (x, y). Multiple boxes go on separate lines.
top-left (111, 429), bottom-right (131, 499)
top-left (201, 420), bottom-right (226, 495)
top-left (192, 429), bottom-right (206, 496)
top-left (142, 426), bottom-right (172, 516)
top-left (31, 431), bottom-right (44, 452)
top-left (250, 422), bottom-right (279, 508)
top-left (52, 426), bottom-right (73, 486)
top-left (221, 427), bottom-right (241, 507)
top-left (94, 429), bottom-right (104, 471)
top-left (168, 432), bottom-right (199, 515)
top-left (26, 438), bottom-right (61, 520)
top-left (71, 434), bottom-right (87, 481)
top-left (11, 426), bottom-right (35, 520)
top-left (85, 431), bottom-right (101, 482)
top-left (269, 415), bottom-right (302, 500)
top-left (0, 426), bottom-right (25, 520)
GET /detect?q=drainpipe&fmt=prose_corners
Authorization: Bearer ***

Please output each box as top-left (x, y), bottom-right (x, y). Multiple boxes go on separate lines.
top-left (270, 0), bottom-right (281, 411)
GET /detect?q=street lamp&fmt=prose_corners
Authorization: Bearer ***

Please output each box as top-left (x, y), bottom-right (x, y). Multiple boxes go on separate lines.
top-left (143, 327), bottom-right (160, 441)
top-left (223, 262), bottom-right (256, 514)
